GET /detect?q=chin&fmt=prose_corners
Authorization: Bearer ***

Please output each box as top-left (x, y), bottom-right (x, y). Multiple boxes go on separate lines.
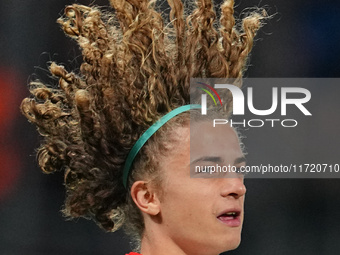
top-left (229, 238), bottom-right (241, 250)
top-left (220, 236), bottom-right (241, 253)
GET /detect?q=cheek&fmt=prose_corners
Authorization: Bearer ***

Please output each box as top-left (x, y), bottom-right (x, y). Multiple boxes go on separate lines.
top-left (161, 181), bottom-right (215, 220)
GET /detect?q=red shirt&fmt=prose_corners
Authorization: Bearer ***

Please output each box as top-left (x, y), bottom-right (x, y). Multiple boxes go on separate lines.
top-left (126, 253), bottom-right (141, 255)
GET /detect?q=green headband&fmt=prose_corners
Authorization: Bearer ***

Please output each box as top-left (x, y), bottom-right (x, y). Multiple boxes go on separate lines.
top-left (122, 104), bottom-right (202, 188)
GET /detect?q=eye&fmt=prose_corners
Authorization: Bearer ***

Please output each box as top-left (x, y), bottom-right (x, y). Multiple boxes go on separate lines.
top-left (190, 164), bottom-right (248, 179)
top-left (234, 166), bottom-right (248, 178)
top-left (190, 164), bottom-right (217, 178)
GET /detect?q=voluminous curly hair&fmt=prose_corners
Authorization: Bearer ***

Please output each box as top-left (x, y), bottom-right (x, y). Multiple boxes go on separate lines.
top-left (21, 0), bottom-right (266, 245)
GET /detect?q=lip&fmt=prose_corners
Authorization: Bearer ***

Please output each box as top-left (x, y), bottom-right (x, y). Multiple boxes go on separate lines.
top-left (217, 208), bottom-right (242, 227)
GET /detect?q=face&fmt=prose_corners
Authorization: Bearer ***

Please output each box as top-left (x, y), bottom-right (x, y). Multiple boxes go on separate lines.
top-left (158, 121), bottom-right (246, 255)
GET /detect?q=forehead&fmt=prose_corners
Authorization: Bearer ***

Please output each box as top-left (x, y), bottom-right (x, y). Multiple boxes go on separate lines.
top-left (158, 121), bottom-right (243, 175)
top-left (190, 121), bottom-right (243, 163)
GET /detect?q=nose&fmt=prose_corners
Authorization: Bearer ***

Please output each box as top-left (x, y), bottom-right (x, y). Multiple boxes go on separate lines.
top-left (220, 177), bottom-right (246, 199)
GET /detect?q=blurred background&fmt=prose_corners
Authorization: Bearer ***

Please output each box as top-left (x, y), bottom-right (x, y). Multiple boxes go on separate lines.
top-left (0, 0), bottom-right (339, 254)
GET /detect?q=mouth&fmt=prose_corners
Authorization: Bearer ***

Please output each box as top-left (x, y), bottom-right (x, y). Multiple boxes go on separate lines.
top-left (217, 210), bottom-right (241, 227)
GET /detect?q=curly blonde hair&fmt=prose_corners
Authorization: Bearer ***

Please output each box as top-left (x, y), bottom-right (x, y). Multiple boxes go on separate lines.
top-left (21, 0), bottom-right (266, 244)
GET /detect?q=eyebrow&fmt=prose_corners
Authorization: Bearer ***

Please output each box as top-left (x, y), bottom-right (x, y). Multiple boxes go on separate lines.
top-left (190, 156), bottom-right (247, 165)
top-left (190, 156), bottom-right (223, 165)
top-left (234, 156), bottom-right (247, 165)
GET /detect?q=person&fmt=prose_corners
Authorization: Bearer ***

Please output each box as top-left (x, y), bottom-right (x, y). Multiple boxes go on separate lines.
top-left (20, 0), bottom-right (266, 254)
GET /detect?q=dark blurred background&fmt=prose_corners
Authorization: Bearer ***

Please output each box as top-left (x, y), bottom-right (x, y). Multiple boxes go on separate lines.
top-left (0, 0), bottom-right (339, 254)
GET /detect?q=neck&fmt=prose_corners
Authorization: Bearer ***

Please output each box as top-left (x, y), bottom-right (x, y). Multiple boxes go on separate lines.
top-left (140, 230), bottom-right (186, 255)
top-left (139, 222), bottom-right (217, 255)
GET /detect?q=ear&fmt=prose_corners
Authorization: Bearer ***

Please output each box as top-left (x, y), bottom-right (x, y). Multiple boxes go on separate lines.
top-left (130, 180), bottom-right (161, 216)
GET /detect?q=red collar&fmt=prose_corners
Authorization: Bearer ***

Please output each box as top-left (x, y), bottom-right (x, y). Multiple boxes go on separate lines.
top-left (126, 253), bottom-right (141, 255)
